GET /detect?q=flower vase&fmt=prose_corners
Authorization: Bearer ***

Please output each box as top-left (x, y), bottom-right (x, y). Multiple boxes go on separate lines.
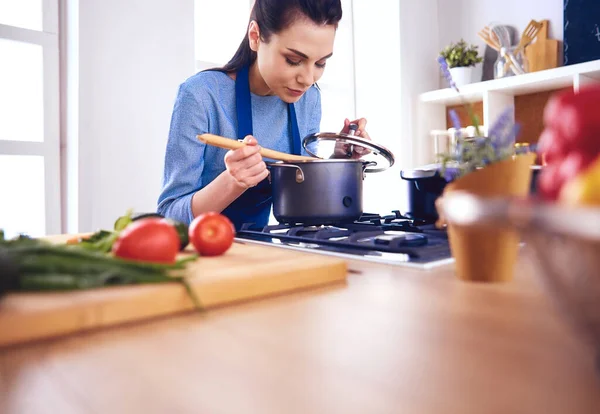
top-left (441, 153), bottom-right (536, 282)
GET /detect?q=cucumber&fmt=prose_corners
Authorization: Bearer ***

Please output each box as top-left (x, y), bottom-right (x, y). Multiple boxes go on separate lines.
top-left (114, 212), bottom-right (163, 231)
top-left (131, 212), bottom-right (164, 221)
top-left (163, 218), bottom-right (189, 251)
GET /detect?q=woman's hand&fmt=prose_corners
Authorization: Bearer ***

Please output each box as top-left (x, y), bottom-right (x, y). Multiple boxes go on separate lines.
top-left (224, 135), bottom-right (268, 189)
top-left (341, 117), bottom-right (370, 140)
top-left (336, 118), bottom-right (371, 159)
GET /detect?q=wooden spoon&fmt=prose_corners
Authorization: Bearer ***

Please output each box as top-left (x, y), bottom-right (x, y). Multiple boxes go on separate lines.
top-left (197, 133), bottom-right (316, 163)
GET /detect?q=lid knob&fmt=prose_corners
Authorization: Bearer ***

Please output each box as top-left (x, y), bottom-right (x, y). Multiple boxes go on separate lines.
top-left (348, 123), bottom-right (358, 136)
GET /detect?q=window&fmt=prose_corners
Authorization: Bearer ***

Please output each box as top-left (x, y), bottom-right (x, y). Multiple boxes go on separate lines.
top-left (317, 0), bottom-right (356, 131)
top-left (194, 0), bottom-right (252, 72)
top-left (0, 0), bottom-right (60, 237)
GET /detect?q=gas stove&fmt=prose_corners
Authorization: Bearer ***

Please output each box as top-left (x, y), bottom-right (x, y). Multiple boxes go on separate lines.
top-left (235, 211), bottom-right (454, 269)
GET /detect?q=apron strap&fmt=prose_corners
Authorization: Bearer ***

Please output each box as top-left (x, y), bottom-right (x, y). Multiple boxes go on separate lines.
top-left (235, 65), bottom-right (253, 139)
top-left (225, 65), bottom-right (302, 229)
top-left (288, 103), bottom-right (301, 156)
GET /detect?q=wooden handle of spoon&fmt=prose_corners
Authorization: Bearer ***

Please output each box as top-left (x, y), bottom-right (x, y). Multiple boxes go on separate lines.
top-left (197, 133), bottom-right (315, 163)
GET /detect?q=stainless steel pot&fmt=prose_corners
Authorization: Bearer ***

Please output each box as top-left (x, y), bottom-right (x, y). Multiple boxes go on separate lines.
top-left (269, 159), bottom-right (376, 225)
top-left (196, 131), bottom-right (395, 225)
top-left (268, 131), bottom-right (395, 225)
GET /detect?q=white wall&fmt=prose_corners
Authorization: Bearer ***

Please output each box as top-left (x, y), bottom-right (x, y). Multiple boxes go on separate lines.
top-left (437, 0), bottom-right (564, 84)
top-left (73, 0), bottom-right (195, 232)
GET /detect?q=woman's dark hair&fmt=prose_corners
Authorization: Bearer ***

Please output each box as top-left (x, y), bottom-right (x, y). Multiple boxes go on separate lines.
top-left (220, 0), bottom-right (342, 73)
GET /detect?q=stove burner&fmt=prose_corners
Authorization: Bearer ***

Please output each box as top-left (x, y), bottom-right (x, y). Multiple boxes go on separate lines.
top-left (238, 211), bottom-right (449, 261)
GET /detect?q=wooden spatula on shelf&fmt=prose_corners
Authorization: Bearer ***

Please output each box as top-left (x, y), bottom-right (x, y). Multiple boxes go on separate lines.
top-left (197, 133), bottom-right (316, 163)
top-left (503, 19), bottom-right (544, 73)
top-left (524, 20), bottom-right (559, 72)
top-left (477, 27), bottom-right (524, 74)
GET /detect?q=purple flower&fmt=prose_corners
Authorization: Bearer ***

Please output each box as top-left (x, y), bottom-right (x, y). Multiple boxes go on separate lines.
top-left (488, 107), bottom-right (520, 154)
top-left (448, 109), bottom-right (462, 140)
top-left (454, 141), bottom-right (464, 158)
top-left (448, 109), bottom-right (461, 130)
top-left (441, 166), bottom-right (460, 182)
top-left (437, 56), bottom-right (457, 90)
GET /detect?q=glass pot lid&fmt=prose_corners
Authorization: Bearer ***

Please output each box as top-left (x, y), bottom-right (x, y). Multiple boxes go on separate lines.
top-left (302, 132), bottom-right (395, 173)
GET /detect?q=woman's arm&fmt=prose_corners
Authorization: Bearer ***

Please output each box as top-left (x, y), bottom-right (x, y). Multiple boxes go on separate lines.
top-left (191, 136), bottom-right (268, 216)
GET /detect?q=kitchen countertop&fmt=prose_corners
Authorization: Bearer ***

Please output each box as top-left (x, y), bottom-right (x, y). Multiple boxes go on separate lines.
top-left (1, 249), bottom-right (599, 413)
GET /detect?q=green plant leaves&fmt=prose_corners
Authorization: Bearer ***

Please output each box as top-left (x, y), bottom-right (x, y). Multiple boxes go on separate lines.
top-left (439, 39), bottom-right (483, 68)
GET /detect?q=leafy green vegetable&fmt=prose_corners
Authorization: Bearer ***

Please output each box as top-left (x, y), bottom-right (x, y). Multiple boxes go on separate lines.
top-left (0, 233), bottom-right (202, 310)
top-left (78, 230), bottom-right (119, 253)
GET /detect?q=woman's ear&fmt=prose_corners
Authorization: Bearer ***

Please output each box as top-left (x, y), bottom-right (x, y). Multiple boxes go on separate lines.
top-left (248, 20), bottom-right (260, 52)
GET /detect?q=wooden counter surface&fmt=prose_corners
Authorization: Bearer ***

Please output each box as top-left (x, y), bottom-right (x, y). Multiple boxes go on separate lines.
top-left (1, 249), bottom-right (599, 413)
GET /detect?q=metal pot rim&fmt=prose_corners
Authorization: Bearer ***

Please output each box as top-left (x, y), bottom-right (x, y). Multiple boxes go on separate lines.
top-left (268, 159), bottom-right (365, 165)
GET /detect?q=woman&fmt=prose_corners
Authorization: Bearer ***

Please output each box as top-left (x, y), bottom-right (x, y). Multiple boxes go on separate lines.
top-left (157, 0), bottom-right (369, 230)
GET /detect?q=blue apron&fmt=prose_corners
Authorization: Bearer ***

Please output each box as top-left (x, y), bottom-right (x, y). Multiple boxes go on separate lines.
top-left (221, 65), bottom-right (302, 230)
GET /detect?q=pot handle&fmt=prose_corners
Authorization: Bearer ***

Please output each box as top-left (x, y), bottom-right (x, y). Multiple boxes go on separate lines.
top-left (400, 170), bottom-right (438, 181)
top-left (361, 161), bottom-right (378, 178)
top-left (266, 162), bottom-right (305, 183)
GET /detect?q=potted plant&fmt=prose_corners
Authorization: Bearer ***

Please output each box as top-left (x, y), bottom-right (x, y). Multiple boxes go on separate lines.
top-left (435, 57), bottom-right (536, 283)
top-left (439, 39), bottom-right (483, 87)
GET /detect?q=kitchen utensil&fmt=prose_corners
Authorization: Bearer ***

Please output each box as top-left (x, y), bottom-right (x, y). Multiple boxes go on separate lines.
top-left (478, 26), bottom-right (525, 75)
top-left (503, 19), bottom-right (543, 73)
top-left (490, 26), bottom-right (526, 75)
top-left (438, 192), bottom-right (600, 369)
top-left (524, 20), bottom-right (559, 72)
top-left (269, 133), bottom-right (394, 224)
top-left (269, 159), bottom-right (373, 224)
top-left (303, 132), bottom-right (394, 173)
top-left (490, 24), bottom-right (511, 49)
top-left (198, 133), bottom-right (316, 163)
top-left (399, 164), bottom-right (448, 221)
top-left (198, 132), bottom-right (395, 225)
top-left (0, 238), bottom-right (347, 347)
top-left (494, 45), bottom-right (529, 78)
top-left (513, 20), bottom-right (544, 56)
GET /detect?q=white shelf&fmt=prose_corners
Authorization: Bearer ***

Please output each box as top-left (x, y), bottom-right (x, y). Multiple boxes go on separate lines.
top-left (415, 59), bottom-right (600, 167)
top-left (420, 59), bottom-right (600, 105)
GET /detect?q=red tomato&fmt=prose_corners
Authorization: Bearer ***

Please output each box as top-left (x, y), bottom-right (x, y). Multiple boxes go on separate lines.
top-left (188, 212), bottom-right (235, 256)
top-left (112, 218), bottom-right (180, 264)
top-left (543, 85), bottom-right (600, 153)
top-left (558, 151), bottom-right (597, 183)
top-left (538, 163), bottom-right (563, 201)
top-left (537, 127), bottom-right (570, 164)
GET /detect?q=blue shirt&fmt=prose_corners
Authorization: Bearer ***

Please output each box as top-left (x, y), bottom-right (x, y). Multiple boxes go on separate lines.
top-left (157, 70), bottom-right (322, 227)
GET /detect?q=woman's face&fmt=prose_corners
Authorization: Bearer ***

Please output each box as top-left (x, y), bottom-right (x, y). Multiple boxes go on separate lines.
top-left (249, 18), bottom-right (336, 103)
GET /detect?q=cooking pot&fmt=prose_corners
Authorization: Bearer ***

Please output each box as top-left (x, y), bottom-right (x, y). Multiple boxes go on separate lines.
top-left (399, 165), bottom-right (448, 221)
top-left (399, 163), bottom-right (543, 221)
top-left (269, 132), bottom-right (395, 225)
top-left (197, 132), bottom-right (395, 225)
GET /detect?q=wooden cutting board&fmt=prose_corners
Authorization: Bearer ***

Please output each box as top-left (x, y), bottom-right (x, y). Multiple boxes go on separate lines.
top-left (525, 20), bottom-right (559, 72)
top-left (0, 238), bottom-right (347, 347)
